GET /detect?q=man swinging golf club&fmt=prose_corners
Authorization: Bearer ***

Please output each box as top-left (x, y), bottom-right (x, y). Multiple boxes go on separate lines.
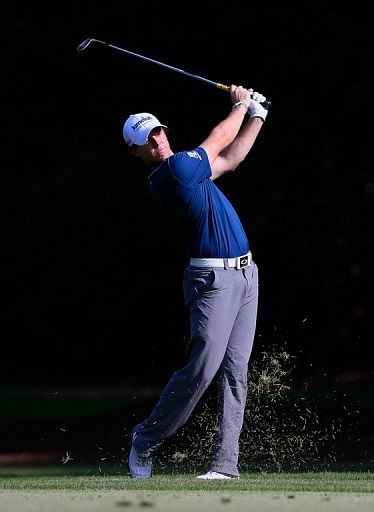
top-left (123, 85), bottom-right (268, 479)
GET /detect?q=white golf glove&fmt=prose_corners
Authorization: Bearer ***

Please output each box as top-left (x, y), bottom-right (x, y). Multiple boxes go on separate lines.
top-left (252, 91), bottom-right (266, 103)
top-left (248, 91), bottom-right (268, 121)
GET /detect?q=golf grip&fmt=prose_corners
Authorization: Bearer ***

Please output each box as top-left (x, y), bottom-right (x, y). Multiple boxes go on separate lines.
top-left (217, 83), bottom-right (271, 110)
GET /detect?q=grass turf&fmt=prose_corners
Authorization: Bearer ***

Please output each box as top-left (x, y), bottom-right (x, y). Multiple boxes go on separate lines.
top-left (1, 467), bottom-right (373, 512)
top-left (0, 466), bottom-right (373, 492)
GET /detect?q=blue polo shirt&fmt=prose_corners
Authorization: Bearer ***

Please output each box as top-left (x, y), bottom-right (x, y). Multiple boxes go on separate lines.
top-left (147, 147), bottom-right (250, 258)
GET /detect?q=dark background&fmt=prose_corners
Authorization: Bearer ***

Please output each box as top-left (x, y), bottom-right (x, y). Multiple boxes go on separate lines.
top-left (1, 1), bottom-right (372, 392)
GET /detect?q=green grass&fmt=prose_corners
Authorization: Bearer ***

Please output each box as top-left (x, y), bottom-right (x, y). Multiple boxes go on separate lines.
top-left (1, 377), bottom-right (372, 511)
top-left (1, 467), bottom-right (373, 512)
top-left (0, 466), bottom-right (373, 492)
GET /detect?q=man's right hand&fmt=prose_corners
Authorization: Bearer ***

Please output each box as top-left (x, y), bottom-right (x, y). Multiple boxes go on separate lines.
top-left (230, 85), bottom-right (252, 109)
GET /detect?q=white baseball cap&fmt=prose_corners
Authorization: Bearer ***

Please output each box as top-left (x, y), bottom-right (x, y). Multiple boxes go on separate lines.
top-left (123, 112), bottom-right (168, 146)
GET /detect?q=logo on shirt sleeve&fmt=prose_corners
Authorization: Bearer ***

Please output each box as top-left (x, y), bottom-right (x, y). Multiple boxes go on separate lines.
top-left (186, 150), bottom-right (202, 160)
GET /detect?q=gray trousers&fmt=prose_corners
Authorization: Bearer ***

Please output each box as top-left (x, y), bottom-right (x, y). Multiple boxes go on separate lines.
top-left (133, 262), bottom-right (259, 476)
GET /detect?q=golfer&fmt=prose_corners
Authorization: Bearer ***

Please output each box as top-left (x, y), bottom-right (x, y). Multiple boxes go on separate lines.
top-left (123, 85), bottom-right (268, 479)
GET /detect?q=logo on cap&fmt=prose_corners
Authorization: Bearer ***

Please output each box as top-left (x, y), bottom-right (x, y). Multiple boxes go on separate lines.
top-left (131, 115), bottom-right (154, 132)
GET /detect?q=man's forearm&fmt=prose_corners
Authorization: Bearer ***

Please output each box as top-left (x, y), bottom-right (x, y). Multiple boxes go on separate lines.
top-left (219, 117), bottom-right (264, 170)
top-left (207, 103), bottom-right (248, 151)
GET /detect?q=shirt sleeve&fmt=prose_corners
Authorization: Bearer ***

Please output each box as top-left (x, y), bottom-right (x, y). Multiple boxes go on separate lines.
top-left (168, 147), bottom-right (211, 188)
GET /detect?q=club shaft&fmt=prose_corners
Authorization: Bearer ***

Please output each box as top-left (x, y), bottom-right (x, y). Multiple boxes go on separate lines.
top-left (107, 43), bottom-right (230, 91)
top-left (78, 39), bottom-right (271, 109)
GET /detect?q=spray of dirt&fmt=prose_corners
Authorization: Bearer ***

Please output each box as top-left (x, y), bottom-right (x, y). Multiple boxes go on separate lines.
top-left (156, 343), bottom-right (343, 472)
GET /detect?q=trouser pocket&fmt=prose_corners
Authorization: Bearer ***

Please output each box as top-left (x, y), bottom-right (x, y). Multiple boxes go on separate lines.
top-left (183, 267), bottom-right (221, 306)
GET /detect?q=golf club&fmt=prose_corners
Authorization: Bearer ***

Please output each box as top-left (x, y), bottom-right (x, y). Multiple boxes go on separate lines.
top-left (76, 38), bottom-right (271, 110)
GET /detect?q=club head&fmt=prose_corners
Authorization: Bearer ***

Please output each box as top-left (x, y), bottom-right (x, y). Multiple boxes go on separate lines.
top-left (76, 38), bottom-right (107, 53)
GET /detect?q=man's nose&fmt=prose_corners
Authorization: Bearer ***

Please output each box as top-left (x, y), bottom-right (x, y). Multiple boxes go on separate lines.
top-left (150, 138), bottom-right (161, 148)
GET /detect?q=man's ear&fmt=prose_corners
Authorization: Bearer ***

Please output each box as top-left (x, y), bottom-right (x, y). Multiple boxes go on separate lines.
top-left (128, 146), bottom-right (138, 157)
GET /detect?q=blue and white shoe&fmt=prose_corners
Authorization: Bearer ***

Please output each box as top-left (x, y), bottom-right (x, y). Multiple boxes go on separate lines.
top-left (128, 425), bottom-right (153, 479)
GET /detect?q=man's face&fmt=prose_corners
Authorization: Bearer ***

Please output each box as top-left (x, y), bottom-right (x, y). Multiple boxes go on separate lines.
top-left (130, 127), bottom-right (173, 164)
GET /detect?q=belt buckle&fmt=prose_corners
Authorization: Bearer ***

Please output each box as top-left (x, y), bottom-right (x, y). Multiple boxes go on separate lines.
top-left (236, 252), bottom-right (251, 269)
